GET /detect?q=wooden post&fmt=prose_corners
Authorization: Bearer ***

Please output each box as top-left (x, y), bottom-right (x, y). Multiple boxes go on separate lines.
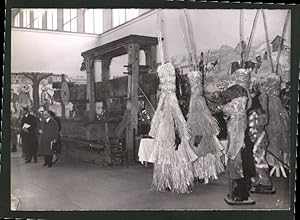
top-left (276, 10), bottom-right (290, 74)
top-left (101, 58), bottom-right (111, 81)
top-left (262, 10), bottom-right (274, 73)
top-left (86, 58), bottom-right (96, 121)
top-left (126, 43), bottom-right (140, 162)
top-left (240, 9), bottom-right (245, 67)
top-left (145, 45), bottom-right (157, 72)
top-left (61, 74), bottom-right (66, 118)
top-left (245, 9), bottom-right (260, 61)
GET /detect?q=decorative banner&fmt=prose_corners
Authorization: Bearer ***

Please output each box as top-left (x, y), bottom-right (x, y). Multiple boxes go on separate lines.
top-left (61, 81), bottom-right (70, 104)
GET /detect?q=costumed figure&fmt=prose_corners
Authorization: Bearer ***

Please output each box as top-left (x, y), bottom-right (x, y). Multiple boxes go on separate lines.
top-left (247, 81), bottom-right (274, 193)
top-left (17, 84), bottom-right (33, 120)
top-left (41, 84), bottom-right (54, 110)
top-left (149, 63), bottom-right (198, 194)
top-left (218, 69), bottom-right (256, 204)
top-left (187, 71), bottom-right (224, 183)
top-left (260, 72), bottom-right (289, 176)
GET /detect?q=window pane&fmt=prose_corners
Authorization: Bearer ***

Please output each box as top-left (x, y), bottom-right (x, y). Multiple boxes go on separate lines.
top-left (112, 9), bottom-right (119, 27)
top-left (119, 9), bottom-right (126, 24)
top-left (94, 9), bottom-right (103, 34)
top-left (34, 9), bottom-right (44, 29)
top-left (63, 9), bottom-right (70, 24)
top-left (64, 22), bottom-right (70, 31)
top-left (71, 18), bottom-right (77, 32)
top-left (53, 9), bottom-right (57, 30)
top-left (85, 9), bottom-right (93, 33)
top-left (71, 9), bottom-right (77, 19)
top-left (47, 10), bottom-right (53, 29)
top-left (14, 13), bottom-right (20, 27)
top-left (23, 9), bottom-right (30, 28)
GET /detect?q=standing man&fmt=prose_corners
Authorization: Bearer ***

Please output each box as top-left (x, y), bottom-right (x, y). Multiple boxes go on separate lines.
top-left (20, 107), bottom-right (38, 163)
top-left (39, 110), bottom-right (59, 168)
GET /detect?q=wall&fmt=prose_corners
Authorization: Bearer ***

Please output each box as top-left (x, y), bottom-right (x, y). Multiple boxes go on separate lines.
top-left (11, 28), bottom-right (100, 78)
top-left (98, 9), bottom-right (291, 66)
top-left (11, 9), bottom-right (291, 81)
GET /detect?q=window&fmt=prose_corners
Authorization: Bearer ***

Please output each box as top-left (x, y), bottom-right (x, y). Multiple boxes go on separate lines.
top-left (22, 9), bottom-right (31, 28)
top-left (13, 12), bottom-right (20, 27)
top-left (33, 9), bottom-right (44, 29)
top-left (84, 9), bottom-right (103, 34)
top-left (63, 9), bottom-right (77, 32)
top-left (112, 9), bottom-right (139, 27)
top-left (47, 9), bottom-right (57, 30)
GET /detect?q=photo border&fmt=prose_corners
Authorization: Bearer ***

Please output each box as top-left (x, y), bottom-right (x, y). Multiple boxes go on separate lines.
top-left (1, 1), bottom-right (299, 219)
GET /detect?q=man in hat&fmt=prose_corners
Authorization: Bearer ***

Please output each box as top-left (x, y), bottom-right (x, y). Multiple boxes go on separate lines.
top-left (20, 107), bottom-right (39, 163)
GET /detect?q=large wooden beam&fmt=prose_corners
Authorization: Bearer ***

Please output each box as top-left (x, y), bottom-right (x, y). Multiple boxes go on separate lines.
top-left (126, 43), bottom-right (140, 162)
top-left (145, 45), bottom-right (157, 72)
top-left (101, 58), bottom-right (112, 81)
top-left (86, 58), bottom-right (96, 121)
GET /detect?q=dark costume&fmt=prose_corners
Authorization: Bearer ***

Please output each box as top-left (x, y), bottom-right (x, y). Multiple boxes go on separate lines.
top-left (20, 113), bottom-right (39, 162)
top-left (218, 69), bottom-right (255, 202)
top-left (260, 73), bottom-right (289, 168)
top-left (39, 117), bottom-right (59, 167)
top-left (247, 90), bottom-right (273, 191)
top-left (52, 116), bottom-right (62, 154)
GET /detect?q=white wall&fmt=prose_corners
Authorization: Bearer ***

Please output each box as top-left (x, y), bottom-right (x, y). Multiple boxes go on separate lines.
top-left (11, 28), bottom-right (100, 78)
top-left (97, 9), bottom-right (291, 64)
top-left (11, 9), bottom-right (290, 80)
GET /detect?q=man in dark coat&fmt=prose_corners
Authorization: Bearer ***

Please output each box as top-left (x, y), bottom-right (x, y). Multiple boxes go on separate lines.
top-left (39, 110), bottom-right (59, 167)
top-left (20, 107), bottom-right (39, 163)
top-left (48, 111), bottom-right (62, 164)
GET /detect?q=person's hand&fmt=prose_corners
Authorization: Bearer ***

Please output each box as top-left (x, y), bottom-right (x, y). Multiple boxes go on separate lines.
top-left (38, 129), bottom-right (43, 134)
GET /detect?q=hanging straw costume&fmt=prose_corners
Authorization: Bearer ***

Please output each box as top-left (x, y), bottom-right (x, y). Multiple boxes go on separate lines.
top-left (148, 11), bottom-right (198, 194)
top-left (179, 10), bottom-right (224, 183)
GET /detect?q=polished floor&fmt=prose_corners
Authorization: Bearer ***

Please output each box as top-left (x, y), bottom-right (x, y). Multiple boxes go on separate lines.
top-left (11, 148), bottom-right (290, 211)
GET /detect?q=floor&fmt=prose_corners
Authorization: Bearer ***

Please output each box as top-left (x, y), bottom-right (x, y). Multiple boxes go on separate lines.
top-left (11, 148), bottom-right (290, 211)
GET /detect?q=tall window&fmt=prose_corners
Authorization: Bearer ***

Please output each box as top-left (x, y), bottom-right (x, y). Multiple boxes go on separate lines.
top-left (22, 9), bottom-right (31, 28)
top-left (112, 9), bottom-right (139, 27)
top-left (33, 9), bottom-right (44, 29)
top-left (13, 12), bottom-right (20, 27)
top-left (63, 9), bottom-right (77, 32)
top-left (47, 9), bottom-right (57, 30)
top-left (84, 9), bottom-right (103, 34)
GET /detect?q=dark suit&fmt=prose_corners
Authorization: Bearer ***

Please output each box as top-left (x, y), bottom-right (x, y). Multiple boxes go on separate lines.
top-left (39, 117), bottom-right (59, 166)
top-left (20, 114), bottom-right (38, 162)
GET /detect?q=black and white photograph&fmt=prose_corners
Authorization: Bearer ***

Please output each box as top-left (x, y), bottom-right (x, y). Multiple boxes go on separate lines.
top-left (8, 6), bottom-right (295, 212)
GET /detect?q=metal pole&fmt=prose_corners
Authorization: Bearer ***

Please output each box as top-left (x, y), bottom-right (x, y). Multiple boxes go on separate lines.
top-left (262, 10), bottom-right (274, 72)
top-left (275, 10), bottom-right (290, 74)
